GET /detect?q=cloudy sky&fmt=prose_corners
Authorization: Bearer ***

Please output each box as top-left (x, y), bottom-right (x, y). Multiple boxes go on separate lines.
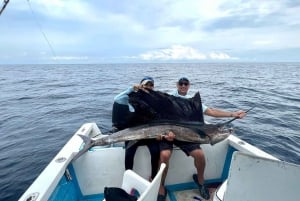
top-left (1, 0), bottom-right (300, 64)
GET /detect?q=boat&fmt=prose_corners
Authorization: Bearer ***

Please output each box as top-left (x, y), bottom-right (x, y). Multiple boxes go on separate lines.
top-left (19, 122), bottom-right (300, 201)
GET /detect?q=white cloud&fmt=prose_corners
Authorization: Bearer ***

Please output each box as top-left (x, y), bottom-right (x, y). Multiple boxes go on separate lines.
top-left (138, 45), bottom-right (206, 60)
top-left (253, 40), bottom-right (273, 46)
top-left (135, 45), bottom-right (236, 61)
top-left (53, 56), bottom-right (88, 61)
top-left (33, 0), bottom-right (97, 22)
top-left (209, 52), bottom-right (236, 60)
top-left (165, 0), bottom-right (225, 22)
top-left (1, 0), bottom-right (300, 63)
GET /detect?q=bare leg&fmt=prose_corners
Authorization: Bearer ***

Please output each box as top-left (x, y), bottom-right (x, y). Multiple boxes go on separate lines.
top-left (158, 149), bottom-right (172, 195)
top-left (190, 149), bottom-right (210, 199)
top-left (189, 149), bottom-right (206, 184)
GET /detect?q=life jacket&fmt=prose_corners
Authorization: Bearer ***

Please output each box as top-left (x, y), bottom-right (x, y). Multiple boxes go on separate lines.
top-left (112, 102), bottom-right (133, 130)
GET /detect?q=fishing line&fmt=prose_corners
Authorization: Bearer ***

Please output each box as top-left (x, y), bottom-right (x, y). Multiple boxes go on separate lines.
top-left (0, 0), bottom-right (9, 15)
top-left (26, 0), bottom-right (58, 61)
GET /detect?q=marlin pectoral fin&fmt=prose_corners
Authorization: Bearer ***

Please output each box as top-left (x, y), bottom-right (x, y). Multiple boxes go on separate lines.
top-left (209, 133), bottom-right (230, 145)
top-left (126, 140), bottom-right (138, 149)
top-left (191, 128), bottom-right (207, 138)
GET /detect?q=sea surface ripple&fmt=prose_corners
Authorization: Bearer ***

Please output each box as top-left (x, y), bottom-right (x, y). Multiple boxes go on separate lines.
top-left (0, 63), bottom-right (299, 201)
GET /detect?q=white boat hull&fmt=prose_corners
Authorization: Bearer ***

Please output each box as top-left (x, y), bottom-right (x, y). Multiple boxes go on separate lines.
top-left (19, 123), bottom-right (300, 201)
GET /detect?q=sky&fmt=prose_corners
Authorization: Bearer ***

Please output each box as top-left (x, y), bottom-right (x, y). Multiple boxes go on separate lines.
top-left (0, 0), bottom-right (300, 64)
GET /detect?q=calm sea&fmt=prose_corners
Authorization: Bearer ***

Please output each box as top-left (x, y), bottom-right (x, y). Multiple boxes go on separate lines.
top-left (0, 63), bottom-right (299, 201)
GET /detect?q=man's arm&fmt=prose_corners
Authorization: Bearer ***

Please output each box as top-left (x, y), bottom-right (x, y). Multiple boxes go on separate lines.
top-left (204, 108), bottom-right (246, 119)
top-left (114, 87), bottom-right (134, 104)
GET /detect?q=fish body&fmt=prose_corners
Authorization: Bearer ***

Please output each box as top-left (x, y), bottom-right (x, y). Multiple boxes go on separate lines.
top-left (73, 122), bottom-right (232, 161)
top-left (96, 123), bottom-right (231, 145)
top-left (96, 124), bottom-right (208, 145)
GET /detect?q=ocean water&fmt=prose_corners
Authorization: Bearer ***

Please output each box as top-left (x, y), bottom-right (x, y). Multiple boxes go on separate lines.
top-left (0, 63), bottom-right (299, 201)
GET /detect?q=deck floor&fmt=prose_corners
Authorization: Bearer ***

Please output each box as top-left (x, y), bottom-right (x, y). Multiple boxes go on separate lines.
top-left (168, 186), bottom-right (218, 201)
top-left (80, 184), bottom-right (219, 201)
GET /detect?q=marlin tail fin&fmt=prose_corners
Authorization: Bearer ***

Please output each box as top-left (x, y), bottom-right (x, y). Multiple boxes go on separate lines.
top-left (71, 134), bottom-right (93, 161)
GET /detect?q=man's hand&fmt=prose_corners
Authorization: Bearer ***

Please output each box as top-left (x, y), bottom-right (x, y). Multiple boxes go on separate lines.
top-left (133, 84), bottom-right (151, 93)
top-left (156, 131), bottom-right (176, 141)
top-left (164, 131), bottom-right (176, 141)
top-left (133, 84), bottom-right (141, 91)
top-left (232, 110), bottom-right (247, 119)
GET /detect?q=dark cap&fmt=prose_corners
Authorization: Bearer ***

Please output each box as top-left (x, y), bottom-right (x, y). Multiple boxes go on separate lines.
top-left (178, 77), bottom-right (189, 83)
top-left (140, 76), bottom-right (154, 85)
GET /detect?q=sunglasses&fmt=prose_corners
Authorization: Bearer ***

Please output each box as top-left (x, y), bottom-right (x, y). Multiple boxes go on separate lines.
top-left (179, 82), bottom-right (189, 86)
top-left (145, 83), bottom-right (154, 87)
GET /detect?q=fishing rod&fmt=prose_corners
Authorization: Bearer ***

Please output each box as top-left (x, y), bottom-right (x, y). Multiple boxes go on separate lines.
top-left (224, 106), bottom-right (255, 125)
top-left (0, 0), bottom-right (9, 16)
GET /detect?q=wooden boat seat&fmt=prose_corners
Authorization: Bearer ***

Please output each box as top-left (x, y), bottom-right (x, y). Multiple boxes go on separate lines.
top-left (103, 163), bottom-right (166, 201)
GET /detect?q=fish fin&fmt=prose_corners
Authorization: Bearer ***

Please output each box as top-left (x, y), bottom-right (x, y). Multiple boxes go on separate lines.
top-left (77, 134), bottom-right (92, 144)
top-left (209, 133), bottom-right (230, 145)
top-left (126, 140), bottom-right (138, 149)
top-left (71, 134), bottom-right (93, 161)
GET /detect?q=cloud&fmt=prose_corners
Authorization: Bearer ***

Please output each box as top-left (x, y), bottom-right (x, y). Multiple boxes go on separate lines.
top-left (32, 0), bottom-right (97, 22)
top-left (53, 56), bottom-right (88, 61)
top-left (1, 0), bottom-right (300, 63)
top-left (209, 52), bottom-right (237, 60)
top-left (133, 45), bottom-right (236, 61)
top-left (205, 0), bottom-right (300, 31)
top-left (137, 45), bottom-right (206, 60)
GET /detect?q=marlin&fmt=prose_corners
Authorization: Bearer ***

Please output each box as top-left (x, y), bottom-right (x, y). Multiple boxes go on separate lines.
top-left (72, 85), bottom-right (254, 161)
top-left (72, 119), bottom-right (234, 161)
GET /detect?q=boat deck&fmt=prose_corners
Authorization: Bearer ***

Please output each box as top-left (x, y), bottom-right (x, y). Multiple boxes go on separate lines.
top-left (173, 188), bottom-right (216, 201)
top-left (79, 184), bottom-right (219, 201)
top-left (168, 183), bottom-right (219, 201)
